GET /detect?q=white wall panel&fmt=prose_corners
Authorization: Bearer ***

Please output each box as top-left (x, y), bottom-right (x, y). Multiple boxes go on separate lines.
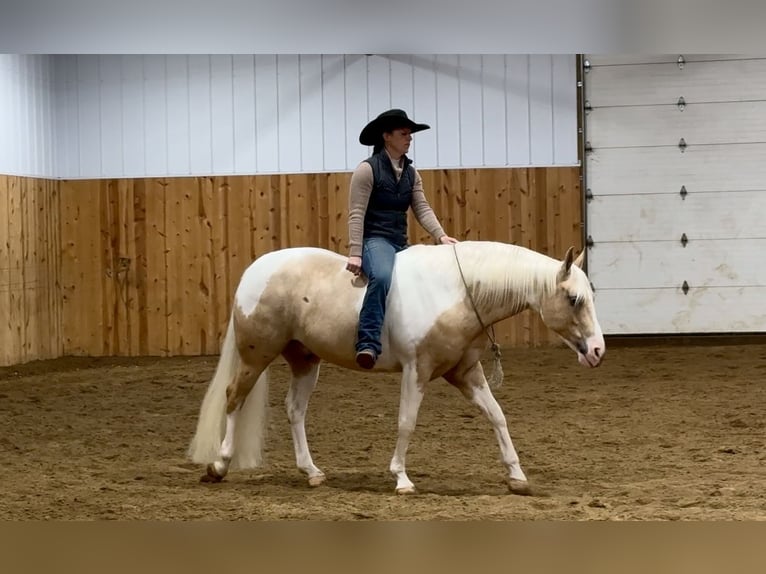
top-left (436, 55), bottom-right (460, 167)
top-left (99, 55), bottom-right (123, 176)
top-left (411, 55), bottom-right (437, 167)
top-left (344, 55), bottom-right (368, 169)
top-left (320, 55), bottom-right (346, 172)
top-left (166, 55), bottom-right (191, 175)
top-left (588, 143), bottom-right (766, 195)
top-left (594, 287), bottom-right (766, 334)
top-left (254, 55), bottom-right (278, 173)
top-left (585, 54), bottom-right (766, 335)
top-left (389, 55), bottom-right (414, 124)
top-left (232, 55), bottom-right (256, 174)
top-left (589, 192), bottom-right (766, 243)
top-left (585, 58), bottom-right (766, 107)
top-left (299, 55), bottom-right (324, 174)
top-left (143, 55), bottom-right (167, 177)
top-left (588, 101), bottom-right (766, 149)
top-left (553, 54), bottom-right (578, 165)
top-left (589, 239), bottom-right (766, 290)
top-left (189, 55), bottom-right (212, 175)
top-left (121, 55), bottom-right (144, 177)
top-left (459, 55), bottom-right (484, 167)
top-left (529, 55), bottom-right (553, 165)
top-left (505, 55), bottom-right (531, 165)
top-left (77, 55), bottom-right (101, 177)
top-left (482, 55), bottom-right (506, 167)
top-left (366, 55), bottom-right (391, 126)
top-left (211, 55), bottom-right (234, 174)
top-left (1, 54), bottom-right (577, 178)
top-left (276, 55), bottom-right (301, 173)
top-left (0, 55), bottom-right (55, 177)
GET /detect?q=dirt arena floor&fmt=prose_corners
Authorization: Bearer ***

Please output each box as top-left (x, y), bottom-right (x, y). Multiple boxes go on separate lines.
top-left (1, 342), bottom-right (765, 521)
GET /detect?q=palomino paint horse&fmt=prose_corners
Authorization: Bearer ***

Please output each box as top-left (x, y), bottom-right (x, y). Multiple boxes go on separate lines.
top-left (188, 241), bottom-right (605, 495)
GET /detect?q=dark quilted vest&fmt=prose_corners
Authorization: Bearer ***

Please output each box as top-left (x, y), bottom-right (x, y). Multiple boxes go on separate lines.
top-left (363, 151), bottom-right (414, 247)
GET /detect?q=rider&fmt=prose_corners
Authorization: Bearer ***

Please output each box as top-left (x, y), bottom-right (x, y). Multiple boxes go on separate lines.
top-left (345, 109), bottom-right (458, 369)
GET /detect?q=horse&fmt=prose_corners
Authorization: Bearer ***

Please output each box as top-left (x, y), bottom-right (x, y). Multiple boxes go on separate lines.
top-left (187, 240), bottom-right (605, 495)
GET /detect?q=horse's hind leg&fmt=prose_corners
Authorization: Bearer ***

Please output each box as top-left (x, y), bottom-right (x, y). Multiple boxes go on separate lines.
top-left (204, 358), bottom-right (269, 482)
top-left (282, 341), bottom-right (325, 487)
top-left (444, 361), bottom-right (531, 495)
top-left (389, 363), bottom-right (427, 495)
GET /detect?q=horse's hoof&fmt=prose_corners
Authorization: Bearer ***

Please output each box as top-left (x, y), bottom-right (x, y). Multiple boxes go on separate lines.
top-left (308, 474), bottom-right (326, 487)
top-left (395, 486), bottom-right (417, 495)
top-left (507, 478), bottom-right (533, 496)
top-left (200, 464), bottom-right (224, 483)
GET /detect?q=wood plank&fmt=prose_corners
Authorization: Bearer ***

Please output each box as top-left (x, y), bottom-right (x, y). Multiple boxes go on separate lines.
top-left (144, 178), bottom-right (168, 355)
top-left (164, 178), bottom-right (185, 355)
top-left (122, 179), bottom-right (140, 355)
top-left (0, 177), bottom-right (12, 365)
top-left (198, 177), bottom-right (222, 351)
top-left (594, 286), bottom-right (766, 334)
top-left (588, 191), bottom-right (766, 242)
top-left (132, 178), bottom-right (150, 355)
top-left (252, 175), bottom-right (274, 258)
top-left (315, 173), bottom-right (329, 250)
top-left (586, 143), bottom-right (766, 195)
top-left (47, 179), bottom-right (62, 359)
top-left (587, 101), bottom-right (766, 149)
top-left (60, 179), bottom-right (102, 356)
top-left (585, 58), bottom-right (766, 107)
top-left (287, 174), bottom-right (310, 247)
top-left (101, 180), bottom-right (118, 355)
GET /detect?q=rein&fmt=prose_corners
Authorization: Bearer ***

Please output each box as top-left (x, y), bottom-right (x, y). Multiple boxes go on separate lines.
top-left (452, 244), bottom-right (504, 388)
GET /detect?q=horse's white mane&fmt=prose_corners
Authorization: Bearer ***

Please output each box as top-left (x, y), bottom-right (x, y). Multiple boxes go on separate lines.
top-left (454, 241), bottom-right (562, 313)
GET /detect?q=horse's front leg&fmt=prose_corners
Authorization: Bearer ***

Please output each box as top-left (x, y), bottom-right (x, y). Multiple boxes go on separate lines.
top-left (444, 361), bottom-right (532, 495)
top-left (389, 362), bottom-right (427, 494)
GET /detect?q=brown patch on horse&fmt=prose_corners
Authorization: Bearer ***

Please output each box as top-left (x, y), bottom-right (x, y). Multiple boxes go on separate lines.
top-left (282, 339), bottom-right (321, 377)
top-left (415, 298), bottom-right (488, 381)
top-left (234, 253), bottom-right (364, 371)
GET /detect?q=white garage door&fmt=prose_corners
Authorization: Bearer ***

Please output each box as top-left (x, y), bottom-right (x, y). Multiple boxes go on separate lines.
top-left (584, 54), bottom-right (766, 334)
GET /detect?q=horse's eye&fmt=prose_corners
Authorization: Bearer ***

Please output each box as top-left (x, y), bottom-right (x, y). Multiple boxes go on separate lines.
top-left (569, 295), bottom-right (578, 307)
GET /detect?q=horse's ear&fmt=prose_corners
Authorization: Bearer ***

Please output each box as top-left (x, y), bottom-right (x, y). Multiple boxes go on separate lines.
top-left (558, 246), bottom-right (575, 282)
top-left (573, 249), bottom-right (585, 268)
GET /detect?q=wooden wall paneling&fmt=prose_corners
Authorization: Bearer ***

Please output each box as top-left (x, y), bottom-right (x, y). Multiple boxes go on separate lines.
top-left (132, 178), bottom-right (150, 355)
top-left (0, 177), bottom-right (14, 364)
top-left (144, 178), bottom-right (168, 355)
top-left (315, 173), bottom-right (330, 251)
top-left (21, 178), bottom-right (38, 360)
top-left (7, 177), bottom-right (24, 361)
top-left (100, 179), bottom-right (119, 354)
top-left (252, 175), bottom-right (274, 257)
top-left (60, 180), bottom-right (98, 355)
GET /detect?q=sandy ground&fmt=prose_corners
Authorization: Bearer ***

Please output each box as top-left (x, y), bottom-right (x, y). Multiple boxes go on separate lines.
top-left (0, 343), bottom-right (765, 520)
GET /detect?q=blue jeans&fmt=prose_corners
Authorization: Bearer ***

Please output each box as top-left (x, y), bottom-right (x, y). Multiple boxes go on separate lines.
top-left (356, 236), bottom-right (407, 356)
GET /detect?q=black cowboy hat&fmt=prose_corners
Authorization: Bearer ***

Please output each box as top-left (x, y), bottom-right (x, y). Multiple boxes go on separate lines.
top-left (358, 109), bottom-right (430, 146)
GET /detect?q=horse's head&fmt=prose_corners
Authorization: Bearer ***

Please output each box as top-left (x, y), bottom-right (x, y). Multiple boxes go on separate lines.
top-left (539, 247), bottom-right (605, 368)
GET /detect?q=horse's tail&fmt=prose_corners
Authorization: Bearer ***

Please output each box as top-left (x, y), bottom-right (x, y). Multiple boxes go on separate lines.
top-left (187, 313), bottom-right (269, 469)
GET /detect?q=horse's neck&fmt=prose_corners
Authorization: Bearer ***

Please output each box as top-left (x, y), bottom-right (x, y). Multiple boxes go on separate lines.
top-left (459, 243), bottom-right (557, 326)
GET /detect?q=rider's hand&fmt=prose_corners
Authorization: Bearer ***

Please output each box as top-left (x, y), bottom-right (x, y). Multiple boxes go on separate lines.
top-left (346, 256), bottom-right (363, 276)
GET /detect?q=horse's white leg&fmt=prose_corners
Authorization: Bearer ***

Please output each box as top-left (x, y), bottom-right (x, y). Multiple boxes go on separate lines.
top-left (389, 363), bottom-right (426, 495)
top-left (286, 364), bottom-right (325, 486)
top-left (204, 361), bottom-right (265, 482)
top-left (446, 362), bottom-right (531, 495)
top-left (282, 341), bottom-right (325, 487)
